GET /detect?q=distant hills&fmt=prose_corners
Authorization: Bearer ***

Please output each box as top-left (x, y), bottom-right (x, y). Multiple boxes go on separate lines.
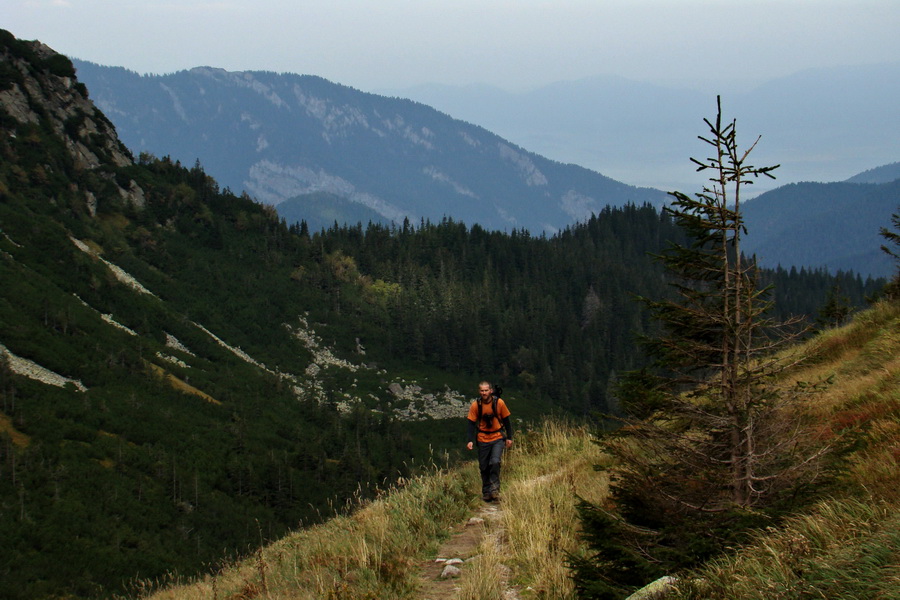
top-left (72, 59), bottom-right (898, 278)
top-left (388, 64), bottom-right (900, 196)
top-left (845, 161), bottom-right (900, 185)
top-left (742, 176), bottom-right (899, 279)
top-left (72, 60), bottom-right (667, 234)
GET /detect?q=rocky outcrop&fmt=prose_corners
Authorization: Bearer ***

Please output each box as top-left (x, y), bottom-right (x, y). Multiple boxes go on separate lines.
top-left (0, 343), bottom-right (87, 392)
top-left (389, 382), bottom-right (468, 420)
top-left (0, 31), bottom-right (141, 209)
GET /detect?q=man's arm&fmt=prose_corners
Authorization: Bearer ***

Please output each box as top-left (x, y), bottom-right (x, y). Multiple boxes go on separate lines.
top-left (502, 415), bottom-right (513, 447)
top-left (466, 418), bottom-right (477, 450)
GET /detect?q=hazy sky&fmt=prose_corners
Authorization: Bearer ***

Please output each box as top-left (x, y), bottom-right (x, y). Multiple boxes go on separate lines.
top-left (6, 0), bottom-right (899, 93)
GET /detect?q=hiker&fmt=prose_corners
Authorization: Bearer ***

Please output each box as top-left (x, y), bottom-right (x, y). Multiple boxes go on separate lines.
top-left (466, 381), bottom-right (513, 502)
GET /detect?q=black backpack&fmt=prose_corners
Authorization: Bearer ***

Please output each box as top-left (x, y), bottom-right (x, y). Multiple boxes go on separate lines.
top-left (476, 386), bottom-right (504, 435)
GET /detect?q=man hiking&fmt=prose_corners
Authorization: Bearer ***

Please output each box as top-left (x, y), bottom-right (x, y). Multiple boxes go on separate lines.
top-left (466, 381), bottom-right (513, 502)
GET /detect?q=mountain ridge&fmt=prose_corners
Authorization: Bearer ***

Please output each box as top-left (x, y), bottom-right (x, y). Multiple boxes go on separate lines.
top-left (742, 178), bottom-right (899, 278)
top-left (72, 59), bottom-right (668, 234)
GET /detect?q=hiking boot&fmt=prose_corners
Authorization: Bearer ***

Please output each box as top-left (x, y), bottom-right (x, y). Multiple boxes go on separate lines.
top-left (482, 493), bottom-right (493, 502)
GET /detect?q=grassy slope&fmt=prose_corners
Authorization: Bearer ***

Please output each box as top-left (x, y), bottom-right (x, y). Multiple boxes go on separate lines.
top-left (672, 299), bottom-right (900, 600)
top-left (137, 420), bottom-right (607, 600)
top-left (138, 300), bottom-right (899, 600)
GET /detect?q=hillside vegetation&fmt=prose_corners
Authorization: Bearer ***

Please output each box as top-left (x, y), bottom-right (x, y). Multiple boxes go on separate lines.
top-left (0, 30), bottom-right (889, 599)
top-left (671, 299), bottom-right (900, 599)
top-left (137, 419), bottom-right (609, 600)
top-left (138, 299), bottom-right (899, 600)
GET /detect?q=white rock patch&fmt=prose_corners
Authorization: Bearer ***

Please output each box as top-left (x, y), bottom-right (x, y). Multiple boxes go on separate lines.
top-left (0, 343), bottom-right (87, 392)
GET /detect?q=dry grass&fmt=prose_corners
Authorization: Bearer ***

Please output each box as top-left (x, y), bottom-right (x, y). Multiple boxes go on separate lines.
top-left (0, 410), bottom-right (30, 447)
top-left (665, 300), bottom-right (900, 599)
top-left (131, 419), bottom-right (610, 600)
top-left (134, 462), bottom-right (478, 600)
top-left (456, 534), bottom-right (505, 600)
top-left (147, 362), bottom-right (221, 405)
top-left (449, 419), bottom-right (610, 600)
top-left (676, 498), bottom-right (900, 600)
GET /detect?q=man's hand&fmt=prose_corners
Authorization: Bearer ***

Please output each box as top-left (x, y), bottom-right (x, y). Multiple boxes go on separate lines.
top-left (466, 441), bottom-right (474, 450)
top-left (505, 439), bottom-right (513, 449)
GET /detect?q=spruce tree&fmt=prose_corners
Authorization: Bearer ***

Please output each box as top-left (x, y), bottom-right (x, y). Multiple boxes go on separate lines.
top-left (879, 207), bottom-right (900, 299)
top-left (572, 98), bottom-right (832, 598)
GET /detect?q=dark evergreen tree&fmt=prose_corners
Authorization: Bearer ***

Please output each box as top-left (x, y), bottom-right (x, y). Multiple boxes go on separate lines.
top-left (572, 98), bottom-right (833, 598)
top-left (816, 282), bottom-right (853, 329)
top-left (879, 206), bottom-right (900, 299)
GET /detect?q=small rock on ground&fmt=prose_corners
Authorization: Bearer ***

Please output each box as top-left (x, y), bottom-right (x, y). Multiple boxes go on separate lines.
top-left (440, 565), bottom-right (462, 579)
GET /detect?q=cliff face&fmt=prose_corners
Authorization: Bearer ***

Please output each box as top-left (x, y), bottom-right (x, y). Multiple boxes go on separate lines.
top-left (0, 30), bottom-right (140, 210)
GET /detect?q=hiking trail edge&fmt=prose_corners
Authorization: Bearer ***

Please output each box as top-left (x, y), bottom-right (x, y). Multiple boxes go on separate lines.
top-left (417, 500), bottom-right (521, 600)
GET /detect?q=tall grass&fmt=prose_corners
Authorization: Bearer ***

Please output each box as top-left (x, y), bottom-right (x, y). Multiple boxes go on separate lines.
top-left (675, 498), bottom-right (900, 600)
top-left (132, 419), bottom-right (609, 600)
top-left (135, 461), bottom-right (479, 600)
top-left (458, 419), bottom-right (610, 599)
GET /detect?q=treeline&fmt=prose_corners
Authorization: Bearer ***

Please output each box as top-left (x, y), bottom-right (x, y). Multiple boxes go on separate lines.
top-left (296, 211), bottom-right (882, 416)
top-left (119, 154), bottom-right (883, 419)
top-left (304, 207), bottom-right (683, 415)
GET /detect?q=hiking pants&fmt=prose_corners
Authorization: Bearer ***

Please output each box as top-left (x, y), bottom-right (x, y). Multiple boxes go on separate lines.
top-left (477, 439), bottom-right (504, 496)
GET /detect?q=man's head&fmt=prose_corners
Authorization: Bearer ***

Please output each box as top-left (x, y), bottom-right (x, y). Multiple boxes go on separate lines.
top-left (478, 381), bottom-right (493, 402)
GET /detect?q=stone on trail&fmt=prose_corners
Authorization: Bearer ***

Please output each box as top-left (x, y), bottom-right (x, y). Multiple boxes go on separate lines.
top-left (440, 564), bottom-right (462, 579)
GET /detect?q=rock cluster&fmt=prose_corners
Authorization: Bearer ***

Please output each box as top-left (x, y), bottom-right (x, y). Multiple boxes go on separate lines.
top-left (433, 517), bottom-right (491, 579)
top-left (0, 343), bottom-right (87, 392)
top-left (390, 383), bottom-right (469, 420)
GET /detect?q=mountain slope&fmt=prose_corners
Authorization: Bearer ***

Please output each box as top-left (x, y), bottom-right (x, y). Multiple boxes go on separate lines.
top-left (742, 178), bottom-right (899, 278)
top-left (0, 31), bottom-right (692, 599)
top-left (1, 30), bottom-right (886, 599)
top-left (136, 300), bottom-right (900, 600)
top-left (0, 31), bottom-right (457, 599)
top-left (72, 60), bottom-right (668, 234)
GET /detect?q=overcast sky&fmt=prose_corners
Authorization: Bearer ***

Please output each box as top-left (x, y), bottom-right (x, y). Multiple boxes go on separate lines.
top-left (6, 0), bottom-right (899, 93)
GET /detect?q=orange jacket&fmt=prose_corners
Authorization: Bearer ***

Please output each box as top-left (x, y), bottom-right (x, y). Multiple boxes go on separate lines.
top-left (467, 398), bottom-right (511, 444)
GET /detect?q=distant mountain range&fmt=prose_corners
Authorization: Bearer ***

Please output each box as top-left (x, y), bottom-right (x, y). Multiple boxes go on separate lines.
top-left (845, 162), bottom-right (900, 185)
top-left (72, 60), bottom-right (898, 278)
top-left (72, 60), bottom-right (667, 234)
top-left (387, 64), bottom-right (900, 196)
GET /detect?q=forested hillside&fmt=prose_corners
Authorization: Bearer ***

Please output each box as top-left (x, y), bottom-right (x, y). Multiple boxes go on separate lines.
top-left (136, 299), bottom-right (900, 600)
top-left (0, 30), bottom-right (885, 599)
top-left (742, 178), bottom-right (899, 278)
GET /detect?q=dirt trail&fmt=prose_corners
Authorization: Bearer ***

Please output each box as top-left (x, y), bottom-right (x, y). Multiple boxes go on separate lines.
top-left (417, 501), bottom-right (504, 600)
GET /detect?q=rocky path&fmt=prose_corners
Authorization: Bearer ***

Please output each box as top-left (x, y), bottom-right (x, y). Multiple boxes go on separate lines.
top-left (417, 500), bottom-right (519, 600)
